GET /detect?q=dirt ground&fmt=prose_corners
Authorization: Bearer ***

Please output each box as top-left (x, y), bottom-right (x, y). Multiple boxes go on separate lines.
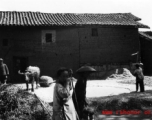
top-left (16, 79), bottom-right (152, 103)
top-left (14, 78), bottom-right (152, 120)
top-left (2, 67), bottom-right (151, 120)
top-left (16, 68), bottom-right (151, 103)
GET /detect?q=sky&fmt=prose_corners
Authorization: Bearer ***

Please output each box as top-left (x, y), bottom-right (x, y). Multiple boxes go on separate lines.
top-left (0, 0), bottom-right (151, 31)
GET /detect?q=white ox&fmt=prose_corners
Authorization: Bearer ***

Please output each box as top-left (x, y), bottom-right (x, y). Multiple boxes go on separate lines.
top-left (19, 66), bottom-right (40, 92)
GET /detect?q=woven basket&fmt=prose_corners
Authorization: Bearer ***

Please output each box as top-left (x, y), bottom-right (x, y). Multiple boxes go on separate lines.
top-left (39, 76), bottom-right (54, 87)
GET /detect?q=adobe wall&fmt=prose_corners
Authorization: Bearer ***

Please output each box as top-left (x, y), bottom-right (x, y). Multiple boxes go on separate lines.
top-left (0, 26), bottom-right (139, 80)
top-left (79, 26), bottom-right (139, 65)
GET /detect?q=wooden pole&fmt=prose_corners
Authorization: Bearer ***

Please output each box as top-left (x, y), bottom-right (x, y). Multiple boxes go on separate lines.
top-left (70, 76), bottom-right (80, 120)
top-left (34, 94), bottom-right (52, 117)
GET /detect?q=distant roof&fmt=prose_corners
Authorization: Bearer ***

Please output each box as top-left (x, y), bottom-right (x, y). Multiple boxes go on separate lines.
top-left (0, 11), bottom-right (149, 28)
top-left (139, 31), bottom-right (152, 41)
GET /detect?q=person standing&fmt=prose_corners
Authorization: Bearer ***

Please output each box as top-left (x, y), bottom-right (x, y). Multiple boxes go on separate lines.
top-left (0, 58), bottom-right (9, 85)
top-left (72, 66), bottom-right (96, 120)
top-left (134, 63), bottom-right (145, 92)
top-left (53, 68), bottom-right (78, 120)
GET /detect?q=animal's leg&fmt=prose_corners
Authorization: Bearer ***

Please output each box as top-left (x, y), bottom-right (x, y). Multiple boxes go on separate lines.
top-left (89, 114), bottom-right (94, 120)
top-left (4, 80), bottom-right (7, 84)
top-left (0, 76), bottom-right (2, 85)
top-left (35, 74), bottom-right (39, 89)
top-left (3, 76), bottom-right (7, 84)
top-left (31, 77), bottom-right (34, 92)
top-left (26, 81), bottom-right (29, 91)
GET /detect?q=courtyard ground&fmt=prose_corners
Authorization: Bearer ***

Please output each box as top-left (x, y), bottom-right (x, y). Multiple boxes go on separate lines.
top-left (15, 77), bottom-right (152, 120)
top-left (16, 79), bottom-right (152, 102)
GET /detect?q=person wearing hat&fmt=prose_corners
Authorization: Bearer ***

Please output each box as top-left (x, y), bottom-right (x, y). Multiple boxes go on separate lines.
top-left (72, 66), bottom-right (96, 120)
top-left (0, 58), bottom-right (9, 85)
top-left (133, 63), bottom-right (145, 92)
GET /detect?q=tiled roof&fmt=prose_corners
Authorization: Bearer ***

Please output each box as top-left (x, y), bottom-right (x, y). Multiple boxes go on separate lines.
top-left (0, 11), bottom-right (149, 28)
top-left (139, 31), bottom-right (152, 41)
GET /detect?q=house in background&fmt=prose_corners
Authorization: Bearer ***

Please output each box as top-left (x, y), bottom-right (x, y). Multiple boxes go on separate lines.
top-left (139, 31), bottom-right (152, 75)
top-left (0, 11), bottom-right (149, 81)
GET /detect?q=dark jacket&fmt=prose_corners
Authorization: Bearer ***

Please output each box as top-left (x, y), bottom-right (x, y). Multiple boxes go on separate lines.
top-left (134, 67), bottom-right (144, 81)
top-left (72, 76), bottom-right (88, 118)
top-left (0, 63), bottom-right (9, 76)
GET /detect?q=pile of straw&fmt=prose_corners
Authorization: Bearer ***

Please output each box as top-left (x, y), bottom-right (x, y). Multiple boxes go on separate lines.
top-left (39, 76), bottom-right (54, 87)
top-left (0, 84), bottom-right (52, 120)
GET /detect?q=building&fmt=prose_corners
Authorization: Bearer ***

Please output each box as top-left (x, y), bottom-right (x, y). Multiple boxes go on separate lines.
top-left (0, 11), bottom-right (149, 81)
top-left (139, 31), bottom-right (152, 75)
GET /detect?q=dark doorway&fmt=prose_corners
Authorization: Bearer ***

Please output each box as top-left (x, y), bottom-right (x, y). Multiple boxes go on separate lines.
top-left (13, 56), bottom-right (28, 82)
top-left (140, 38), bottom-right (152, 75)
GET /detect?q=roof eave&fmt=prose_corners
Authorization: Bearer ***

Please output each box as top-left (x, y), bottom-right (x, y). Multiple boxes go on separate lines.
top-left (139, 32), bottom-right (152, 41)
top-left (138, 25), bottom-right (150, 29)
top-left (136, 22), bottom-right (150, 29)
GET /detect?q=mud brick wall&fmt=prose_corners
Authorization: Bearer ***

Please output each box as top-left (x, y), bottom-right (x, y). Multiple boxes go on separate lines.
top-left (0, 26), bottom-right (139, 80)
top-left (79, 26), bottom-right (139, 65)
top-left (0, 26), bottom-right (80, 79)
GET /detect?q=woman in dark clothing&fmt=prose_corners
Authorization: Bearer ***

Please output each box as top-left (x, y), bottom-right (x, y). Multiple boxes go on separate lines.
top-left (73, 72), bottom-right (89, 118)
top-left (72, 66), bottom-right (96, 120)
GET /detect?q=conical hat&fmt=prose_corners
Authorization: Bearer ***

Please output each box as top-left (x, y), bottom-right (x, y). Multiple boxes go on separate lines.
top-left (76, 66), bottom-right (96, 73)
top-left (133, 62), bottom-right (143, 66)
